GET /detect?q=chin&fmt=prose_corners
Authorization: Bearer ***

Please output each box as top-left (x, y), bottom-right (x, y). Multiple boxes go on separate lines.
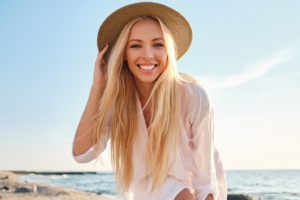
top-left (134, 76), bottom-right (158, 85)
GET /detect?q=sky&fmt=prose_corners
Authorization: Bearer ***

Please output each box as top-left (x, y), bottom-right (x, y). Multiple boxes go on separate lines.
top-left (0, 0), bottom-right (299, 172)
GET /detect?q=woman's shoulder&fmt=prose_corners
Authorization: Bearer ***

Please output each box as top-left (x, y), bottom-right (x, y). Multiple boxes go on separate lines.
top-left (178, 72), bottom-right (212, 106)
top-left (178, 73), bottom-right (214, 120)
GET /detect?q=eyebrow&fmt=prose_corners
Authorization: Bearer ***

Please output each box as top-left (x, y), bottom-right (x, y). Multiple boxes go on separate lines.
top-left (128, 38), bottom-right (165, 43)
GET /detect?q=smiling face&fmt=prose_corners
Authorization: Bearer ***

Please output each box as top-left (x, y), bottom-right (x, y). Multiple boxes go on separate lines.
top-left (125, 19), bottom-right (168, 88)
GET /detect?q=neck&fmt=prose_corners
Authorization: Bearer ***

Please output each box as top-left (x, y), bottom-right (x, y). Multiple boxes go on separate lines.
top-left (134, 81), bottom-right (153, 107)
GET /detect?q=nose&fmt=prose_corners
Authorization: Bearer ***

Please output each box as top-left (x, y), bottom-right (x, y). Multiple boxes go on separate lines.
top-left (141, 45), bottom-right (154, 60)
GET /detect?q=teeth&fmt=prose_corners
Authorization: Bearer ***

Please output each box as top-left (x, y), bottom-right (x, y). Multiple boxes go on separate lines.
top-left (139, 64), bottom-right (156, 70)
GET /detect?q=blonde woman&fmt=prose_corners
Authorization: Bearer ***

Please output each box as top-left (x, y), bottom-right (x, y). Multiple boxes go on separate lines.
top-left (72, 2), bottom-right (227, 200)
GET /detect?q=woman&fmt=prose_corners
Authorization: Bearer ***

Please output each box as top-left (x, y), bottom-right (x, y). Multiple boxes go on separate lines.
top-left (72, 2), bottom-right (227, 200)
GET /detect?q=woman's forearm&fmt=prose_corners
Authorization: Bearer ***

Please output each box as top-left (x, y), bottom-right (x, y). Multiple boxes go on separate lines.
top-left (72, 83), bottom-right (105, 156)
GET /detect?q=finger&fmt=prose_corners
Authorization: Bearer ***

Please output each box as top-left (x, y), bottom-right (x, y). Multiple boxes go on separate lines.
top-left (100, 58), bottom-right (106, 65)
top-left (99, 43), bottom-right (109, 58)
top-left (96, 44), bottom-right (109, 65)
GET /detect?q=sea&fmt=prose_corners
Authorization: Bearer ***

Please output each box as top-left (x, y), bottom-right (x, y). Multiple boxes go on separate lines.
top-left (20, 170), bottom-right (300, 200)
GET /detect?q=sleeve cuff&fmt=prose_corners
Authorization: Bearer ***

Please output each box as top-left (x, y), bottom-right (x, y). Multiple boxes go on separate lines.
top-left (73, 145), bottom-right (99, 163)
top-left (195, 184), bottom-right (216, 200)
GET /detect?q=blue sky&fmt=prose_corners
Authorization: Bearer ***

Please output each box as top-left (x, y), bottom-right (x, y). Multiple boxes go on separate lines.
top-left (0, 0), bottom-right (299, 171)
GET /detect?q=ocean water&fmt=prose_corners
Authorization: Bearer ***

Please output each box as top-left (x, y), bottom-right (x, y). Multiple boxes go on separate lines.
top-left (21, 170), bottom-right (300, 200)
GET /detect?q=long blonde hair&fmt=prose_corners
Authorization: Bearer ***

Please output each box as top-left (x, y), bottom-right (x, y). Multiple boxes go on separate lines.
top-left (92, 16), bottom-right (189, 193)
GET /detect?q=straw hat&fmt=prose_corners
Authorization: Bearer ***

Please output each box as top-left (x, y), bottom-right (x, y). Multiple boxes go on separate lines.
top-left (97, 2), bottom-right (192, 60)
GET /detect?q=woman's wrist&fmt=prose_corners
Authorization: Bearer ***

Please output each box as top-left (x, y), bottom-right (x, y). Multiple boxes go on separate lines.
top-left (89, 82), bottom-right (106, 100)
top-left (91, 81), bottom-right (105, 91)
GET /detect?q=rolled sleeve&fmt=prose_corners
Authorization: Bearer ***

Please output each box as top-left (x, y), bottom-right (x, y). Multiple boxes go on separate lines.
top-left (188, 84), bottom-right (227, 200)
top-left (72, 127), bottom-right (111, 163)
top-left (73, 145), bottom-right (100, 163)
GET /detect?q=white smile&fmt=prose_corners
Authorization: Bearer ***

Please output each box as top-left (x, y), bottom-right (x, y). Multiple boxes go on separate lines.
top-left (137, 64), bottom-right (157, 71)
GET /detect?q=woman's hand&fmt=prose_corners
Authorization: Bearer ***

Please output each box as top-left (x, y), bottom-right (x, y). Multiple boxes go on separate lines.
top-left (93, 44), bottom-right (109, 87)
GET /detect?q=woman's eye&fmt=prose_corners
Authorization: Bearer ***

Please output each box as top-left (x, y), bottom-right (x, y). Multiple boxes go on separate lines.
top-left (130, 44), bottom-right (141, 48)
top-left (129, 43), bottom-right (164, 48)
top-left (153, 43), bottom-right (164, 47)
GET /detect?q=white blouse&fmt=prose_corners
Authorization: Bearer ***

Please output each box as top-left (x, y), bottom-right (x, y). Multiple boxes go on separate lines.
top-left (73, 82), bottom-right (227, 200)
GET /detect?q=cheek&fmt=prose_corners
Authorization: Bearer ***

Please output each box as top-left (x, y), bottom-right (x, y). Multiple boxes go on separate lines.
top-left (125, 51), bottom-right (136, 70)
top-left (125, 49), bottom-right (138, 62)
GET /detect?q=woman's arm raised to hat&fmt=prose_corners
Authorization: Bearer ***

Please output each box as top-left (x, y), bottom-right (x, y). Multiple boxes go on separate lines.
top-left (93, 44), bottom-right (109, 86)
top-left (72, 45), bottom-right (109, 159)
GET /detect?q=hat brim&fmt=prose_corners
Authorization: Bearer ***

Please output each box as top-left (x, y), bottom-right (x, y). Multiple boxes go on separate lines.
top-left (97, 2), bottom-right (192, 60)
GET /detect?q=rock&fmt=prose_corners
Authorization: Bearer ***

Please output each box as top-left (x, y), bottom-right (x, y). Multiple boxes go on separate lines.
top-left (0, 176), bottom-right (8, 180)
top-left (36, 185), bottom-right (70, 196)
top-left (0, 186), bottom-right (9, 191)
top-left (15, 187), bottom-right (32, 193)
top-left (0, 171), bottom-right (113, 200)
top-left (228, 194), bottom-right (261, 200)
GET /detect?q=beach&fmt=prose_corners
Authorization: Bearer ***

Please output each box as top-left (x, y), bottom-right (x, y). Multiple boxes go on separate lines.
top-left (0, 171), bottom-right (112, 200)
top-left (0, 171), bottom-right (264, 200)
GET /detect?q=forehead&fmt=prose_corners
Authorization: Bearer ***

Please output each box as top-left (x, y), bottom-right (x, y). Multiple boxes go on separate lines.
top-left (128, 19), bottom-right (163, 39)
